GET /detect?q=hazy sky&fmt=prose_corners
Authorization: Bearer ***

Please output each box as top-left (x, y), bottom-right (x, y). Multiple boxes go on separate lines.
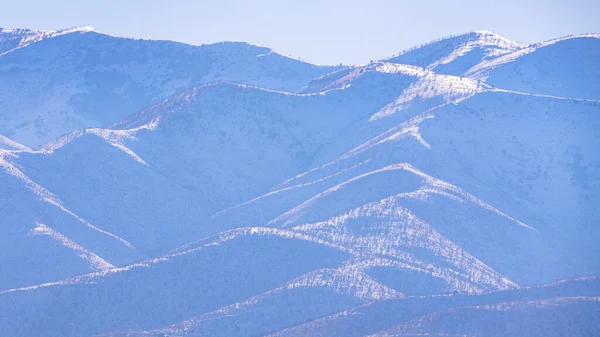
top-left (2, 0), bottom-right (599, 64)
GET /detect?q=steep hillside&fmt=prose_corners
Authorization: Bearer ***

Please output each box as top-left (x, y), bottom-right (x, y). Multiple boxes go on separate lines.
top-left (0, 73), bottom-right (418, 289)
top-left (0, 228), bottom-right (350, 337)
top-left (254, 91), bottom-right (600, 285)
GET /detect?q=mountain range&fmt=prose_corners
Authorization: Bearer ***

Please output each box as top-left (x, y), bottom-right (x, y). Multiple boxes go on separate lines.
top-left (0, 27), bottom-right (599, 337)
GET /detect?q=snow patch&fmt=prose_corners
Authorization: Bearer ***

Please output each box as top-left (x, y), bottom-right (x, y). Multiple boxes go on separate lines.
top-left (29, 222), bottom-right (114, 271)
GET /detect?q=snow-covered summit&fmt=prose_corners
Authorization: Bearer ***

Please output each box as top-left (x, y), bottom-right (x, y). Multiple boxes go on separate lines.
top-left (0, 26), bottom-right (97, 55)
top-left (0, 28), bottom-right (340, 147)
top-left (386, 30), bottom-right (525, 76)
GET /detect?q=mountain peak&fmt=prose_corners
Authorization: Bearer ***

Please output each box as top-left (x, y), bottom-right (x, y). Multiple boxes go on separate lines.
top-left (472, 29), bottom-right (497, 35)
top-left (0, 25), bottom-right (99, 55)
top-left (0, 25), bottom-right (97, 34)
top-left (385, 30), bottom-right (525, 76)
top-left (54, 26), bottom-right (98, 34)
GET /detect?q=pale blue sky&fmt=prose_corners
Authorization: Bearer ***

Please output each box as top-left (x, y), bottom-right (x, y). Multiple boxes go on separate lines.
top-left (2, 0), bottom-right (599, 64)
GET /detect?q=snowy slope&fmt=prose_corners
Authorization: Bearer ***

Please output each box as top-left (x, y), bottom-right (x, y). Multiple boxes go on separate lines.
top-left (386, 31), bottom-right (525, 76)
top-left (0, 75), bottom-right (419, 290)
top-left (106, 280), bottom-right (600, 337)
top-left (0, 150), bottom-right (142, 290)
top-left (0, 26), bottom-right (98, 55)
top-left (2, 78), bottom-right (596, 335)
top-left (467, 34), bottom-right (600, 99)
top-left (268, 277), bottom-right (600, 337)
top-left (0, 27), bottom-right (339, 147)
top-left (0, 228), bottom-right (350, 337)
top-left (0, 28), bottom-right (40, 54)
top-left (0, 134), bottom-right (29, 150)
top-left (259, 91), bottom-right (600, 285)
top-left (371, 296), bottom-right (600, 337)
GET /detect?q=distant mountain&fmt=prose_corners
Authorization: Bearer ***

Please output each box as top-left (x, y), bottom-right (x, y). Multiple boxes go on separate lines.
top-left (385, 31), bottom-right (525, 76)
top-left (0, 28), bottom-right (599, 337)
top-left (0, 27), bottom-right (340, 147)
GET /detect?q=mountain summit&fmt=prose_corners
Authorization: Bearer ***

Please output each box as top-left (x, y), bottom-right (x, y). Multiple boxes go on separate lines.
top-left (386, 30), bottom-right (525, 75)
top-left (0, 27), bottom-right (340, 147)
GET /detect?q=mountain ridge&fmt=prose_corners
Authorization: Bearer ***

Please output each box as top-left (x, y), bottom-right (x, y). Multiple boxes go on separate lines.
top-left (0, 27), bottom-right (341, 147)
top-left (0, 27), bottom-right (598, 337)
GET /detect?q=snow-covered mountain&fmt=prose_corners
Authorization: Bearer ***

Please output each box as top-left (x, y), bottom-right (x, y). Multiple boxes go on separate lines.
top-left (468, 34), bottom-right (600, 99)
top-left (0, 28), bottom-right (599, 337)
top-left (0, 27), bottom-right (340, 147)
top-left (385, 31), bottom-right (525, 76)
top-left (385, 30), bottom-right (600, 100)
